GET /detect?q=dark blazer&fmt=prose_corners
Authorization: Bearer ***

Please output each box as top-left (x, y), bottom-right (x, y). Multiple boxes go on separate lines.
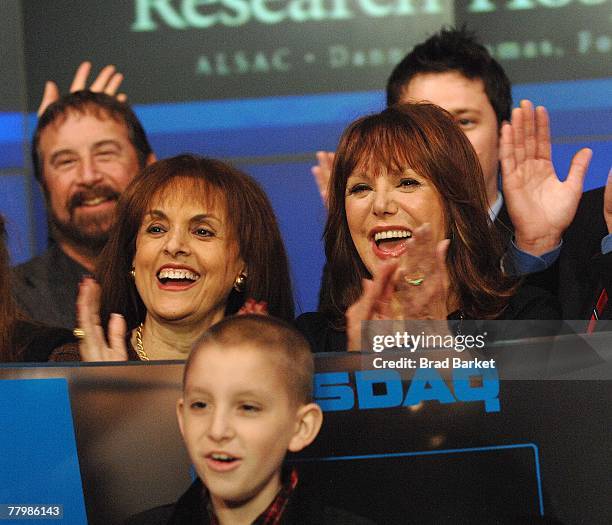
top-left (493, 188), bottom-right (609, 321)
top-left (492, 200), bottom-right (514, 243)
top-left (594, 252), bottom-right (612, 321)
top-left (12, 244), bottom-right (88, 330)
top-left (557, 186), bottom-right (609, 319)
top-left (7, 320), bottom-right (76, 362)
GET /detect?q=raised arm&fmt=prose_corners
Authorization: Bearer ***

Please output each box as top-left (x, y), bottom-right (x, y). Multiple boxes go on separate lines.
top-left (38, 61), bottom-right (126, 116)
top-left (500, 99), bottom-right (592, 256)
top-left (345, 260), bottom-right (397, 351)
top-left (311, 151), bottom-right (335, 207)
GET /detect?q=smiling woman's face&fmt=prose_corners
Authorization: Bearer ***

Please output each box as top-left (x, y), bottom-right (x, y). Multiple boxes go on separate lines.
top-left (132, 186), bottom-right (244, 328)
top-left (344, 164), bottom-right (447, 276)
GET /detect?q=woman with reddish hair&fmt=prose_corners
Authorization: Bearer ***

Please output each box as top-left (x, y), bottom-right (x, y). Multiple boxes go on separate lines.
top-left (297, 104), bottom-right (559, 352)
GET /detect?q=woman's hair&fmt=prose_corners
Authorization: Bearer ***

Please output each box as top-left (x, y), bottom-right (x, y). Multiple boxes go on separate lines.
top-left (97, 154), bottom-right (294, 328)
top-left (322, 103), bottom-right (516, 324)
top-left (0, 215), bottom-right (17, 360)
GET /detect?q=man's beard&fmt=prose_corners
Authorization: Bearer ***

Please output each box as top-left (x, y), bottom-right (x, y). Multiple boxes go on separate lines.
top-left (48, 185), bottom-right (120, 255)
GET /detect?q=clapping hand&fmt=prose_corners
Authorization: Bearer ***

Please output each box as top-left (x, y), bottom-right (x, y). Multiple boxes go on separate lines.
top-left (346, 224), bottom-right (451, 351)
top-left (76, 277), bottom-right (128, 361)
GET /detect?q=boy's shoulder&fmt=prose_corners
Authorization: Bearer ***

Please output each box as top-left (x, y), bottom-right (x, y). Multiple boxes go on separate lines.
top-left (124, 476), bottom-right (377, 525)
top-left (319, 505), bottom-right (378, 525)
top-left (282, 479), bottom-right (377, 525)
top-left (124, 479), bottom-right (208, 525)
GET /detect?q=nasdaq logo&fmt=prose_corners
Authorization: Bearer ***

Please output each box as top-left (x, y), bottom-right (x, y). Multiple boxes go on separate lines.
top-left (314, 367), bottom-right (500, 413)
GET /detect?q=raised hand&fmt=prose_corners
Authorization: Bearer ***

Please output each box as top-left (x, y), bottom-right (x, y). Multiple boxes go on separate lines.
top-left (345, 224), bottom-right (451, 351)
top-left (392, 224), bottom-right (451, 321)
top-left (76, 277), bottom-right (128, 361)
top-left (605, 169), bottom-right (612, 234)
top-left (346, 260), bottom-right (397, 351)
top-left (38, 61), bottom-right (127, 116)
top-left (500, 99), bottom-right (592, 255)
top-left (311, 151), bottom-right (335, 207)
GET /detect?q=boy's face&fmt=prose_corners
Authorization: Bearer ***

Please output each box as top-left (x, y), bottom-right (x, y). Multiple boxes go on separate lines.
top-left (177, 344), bottom-right (303, 508)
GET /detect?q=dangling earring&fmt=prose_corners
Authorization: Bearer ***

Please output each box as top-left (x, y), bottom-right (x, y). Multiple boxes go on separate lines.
top-left (233, 272), bottom-right (247, 292)
top-left (130, 267), bottom-right (136, 279)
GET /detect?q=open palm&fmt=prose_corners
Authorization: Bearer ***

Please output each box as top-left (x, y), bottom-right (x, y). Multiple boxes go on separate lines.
top-left (500, 100), bottom-right (592, 255)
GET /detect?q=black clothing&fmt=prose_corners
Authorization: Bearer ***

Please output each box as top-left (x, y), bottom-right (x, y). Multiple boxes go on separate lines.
top-left (12, 244), bottom-right (88, 330)
top-left (506, 187), bottom-right (610, 322)
top-left (492, 200), bottom-right (514, 243)
top-left (7, 319), bottom-right (76, 362)
top-left (557, 186), bottom-right (610, 319)
top-left (125, 478), bottom-right (376, 525)
top-left (593, 252), bottom-right (612, 321)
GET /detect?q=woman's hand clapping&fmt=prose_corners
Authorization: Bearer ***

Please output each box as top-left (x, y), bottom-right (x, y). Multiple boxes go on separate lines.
top-left (346, 224), bottom-right (451, 351)
top-left (76, 277), bottom-right (128, 361)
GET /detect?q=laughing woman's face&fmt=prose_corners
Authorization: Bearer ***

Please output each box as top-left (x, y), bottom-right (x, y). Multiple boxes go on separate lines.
top-left (344, 165), bottom-right (446, 276)
top-left (133, 188), bottom-right (244, 328)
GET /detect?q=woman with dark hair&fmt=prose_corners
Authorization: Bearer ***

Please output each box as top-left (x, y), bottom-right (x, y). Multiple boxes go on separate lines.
top-left (0, 216), bottom-right (75, 362)
top-left (52, 154), bottom-right (293, 361)
top-left (297, 103), bottom-right (559, 352)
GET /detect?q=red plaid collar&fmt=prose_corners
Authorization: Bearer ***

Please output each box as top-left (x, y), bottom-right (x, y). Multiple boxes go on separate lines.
top-left (207, 468), bottom-right (299, 525)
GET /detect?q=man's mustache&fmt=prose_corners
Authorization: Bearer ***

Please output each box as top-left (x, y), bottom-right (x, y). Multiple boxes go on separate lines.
top-left (69, 186), bottom-right (120, 212)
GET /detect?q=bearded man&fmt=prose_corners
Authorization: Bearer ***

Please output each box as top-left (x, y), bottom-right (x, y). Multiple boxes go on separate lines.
top-left (13, 90), bottom-right (154, 329)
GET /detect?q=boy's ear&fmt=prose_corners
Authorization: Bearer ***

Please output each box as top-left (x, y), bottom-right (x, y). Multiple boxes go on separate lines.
top-left (176, 398), bottom-right (186, 439)
top-left (146, 152), bottom-right (157, 166)
top-left (288, 403), bottom-right (323, 453)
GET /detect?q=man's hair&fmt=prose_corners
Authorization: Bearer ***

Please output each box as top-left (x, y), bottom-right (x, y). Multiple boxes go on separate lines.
top-left (32, 90), bottom-right (152, 183)
top-left (386, 27), bottom-right (512, 125)
top-left (185, 314), bottom-right (314, 405)
top-left (321, 104), bottom-right (517, 326)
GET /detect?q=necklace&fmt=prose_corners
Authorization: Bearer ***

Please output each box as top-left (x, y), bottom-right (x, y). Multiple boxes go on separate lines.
top-left (134, 323), bottom-right (150, 361)
top-left (449, 310), bottom-right (465, 336)
top-left (457, 310), bottom-right (465, 336)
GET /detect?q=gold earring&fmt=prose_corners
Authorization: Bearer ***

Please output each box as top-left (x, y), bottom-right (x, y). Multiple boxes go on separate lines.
top-left (233, 272), bottom-right (246, 292)
top-left (130, 267), bottom-right (136, 279)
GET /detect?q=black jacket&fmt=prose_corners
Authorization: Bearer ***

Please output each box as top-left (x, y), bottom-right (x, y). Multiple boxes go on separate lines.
top-left (12, 244), bottom-right (88, 330)
top-left (6, 319), bottom-right (76, 362)
top-left (557, 186), bottom-right (610, 319)
top-left (125, 478), bottom-right (376, 525)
